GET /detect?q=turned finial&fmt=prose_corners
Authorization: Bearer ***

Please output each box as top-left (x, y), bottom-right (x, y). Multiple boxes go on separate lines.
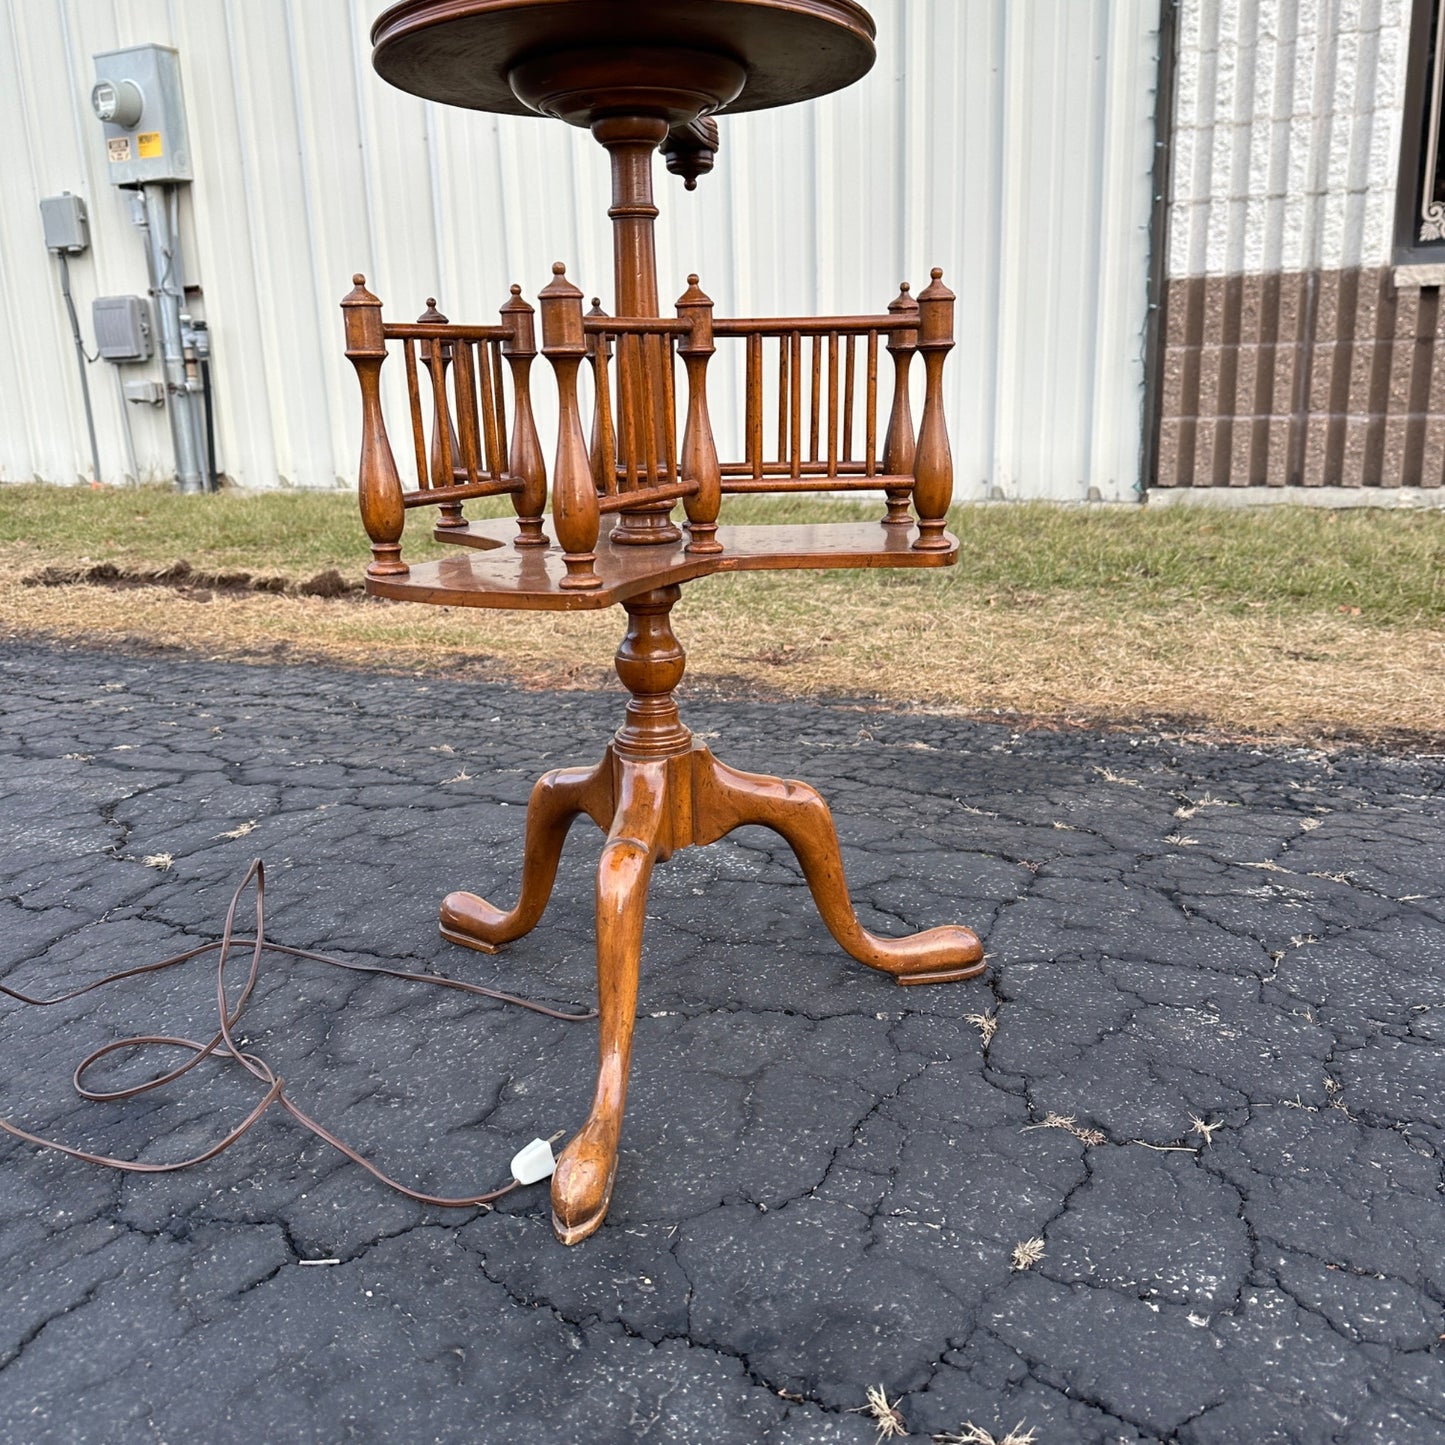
top-left (917, 266), bottom-right (955, 348)
top-left (661, 116), bottom-right (720, 190)
top-left (500, 282), bottom-right (534, 324)
top-left (539, 262), bottom-right (585, 350)
top-left (676, 274), bottom-right (710, 309)
top-left (342, 274), bottom-right (380, 310)
top-left (584, 296), bottom-right (612, 363)
top-left (887, 281), bottom-right (917, 318)
top-left (919, 267), bottom-right (953, 302)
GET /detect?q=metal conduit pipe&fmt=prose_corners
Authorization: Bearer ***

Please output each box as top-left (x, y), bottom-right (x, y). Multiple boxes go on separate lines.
top-left (55, 251), bottom-right (104, 487)
top-left (136, 182), bottom-right (205, 493)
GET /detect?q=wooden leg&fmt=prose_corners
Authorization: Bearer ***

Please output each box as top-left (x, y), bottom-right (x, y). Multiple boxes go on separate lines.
top-left (439, 757), bottom-right (614, 953)
top-left (693, 750), bottom-right (984, 986)
top-left (551, 760), bottom-right (665, 1244)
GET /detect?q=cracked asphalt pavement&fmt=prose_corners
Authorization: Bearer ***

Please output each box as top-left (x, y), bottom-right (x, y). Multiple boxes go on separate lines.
top-left (1, 640), bottom-right (1443, 1444)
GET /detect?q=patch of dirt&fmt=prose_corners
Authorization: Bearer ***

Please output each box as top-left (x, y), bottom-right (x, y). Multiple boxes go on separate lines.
top-left (25, 560), bottom-right (360, 600)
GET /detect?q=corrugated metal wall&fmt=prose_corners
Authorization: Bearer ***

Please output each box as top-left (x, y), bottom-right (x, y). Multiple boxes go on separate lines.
top-left (0, 0), bottom-right (1160, 501)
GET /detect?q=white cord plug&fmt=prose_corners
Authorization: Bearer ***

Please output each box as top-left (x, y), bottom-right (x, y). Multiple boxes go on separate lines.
top-left (510, 1136), bottom-right (559, 1185)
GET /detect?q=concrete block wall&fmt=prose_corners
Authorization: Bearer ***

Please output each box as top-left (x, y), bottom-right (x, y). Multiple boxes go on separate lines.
top-left (1169, 0), bottom-right (1408, 279)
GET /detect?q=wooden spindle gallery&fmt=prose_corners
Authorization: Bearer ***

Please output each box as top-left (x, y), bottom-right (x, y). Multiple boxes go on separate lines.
top-left (343, 0), bottom-right (985, 1245)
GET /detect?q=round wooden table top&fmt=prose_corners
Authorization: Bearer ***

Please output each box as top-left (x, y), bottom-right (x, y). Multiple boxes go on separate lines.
top-left (370, 0), bottom-right (876, 116)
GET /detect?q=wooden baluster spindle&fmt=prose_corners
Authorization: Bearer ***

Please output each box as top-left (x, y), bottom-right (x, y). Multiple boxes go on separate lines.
top-left (809, 334), bottom-right (821, 462)
top-left (473, 337), bottom-right (501, 478)
top-left (490, 339), bottom-right (508, 472)
top-left (842, 333), bottom-right (856, 463)
top-left (746, 331), bottom-right (763, 480)
top-left (912, 268), bottom-right (955, 552)
top-left (342, 275), bottom-right (407, 576)
top-left (586, 299), bottom-right (617, 497)
top-left (637, 331), bottom-right (661, 489)
top-left (790, 330), bottom-right (802, 478)
top-left (501, 284), bottom-right (548, 546)
top-left (453, 338), bottom-right (483, 486)
top-left (618, 333), bottom-right (640, 494)
top-left (540, 263), bottom-right (600, 588)
top-left (401, 338), bottom-right (428, 491)
top-left (776, 334), bottom-right (788, 464)
top-left (882, 281), bottom-right (918, 528)
top-left (826, 330), bottom-right (839, 477)
top-left (676, 274), bottom-right (721, 554)
top-left (418, 298), bottom-right (467, 529)
top-left (864, 330), bottom-right (879, 478)
top-left (660, 334), bottom-right (677, 487)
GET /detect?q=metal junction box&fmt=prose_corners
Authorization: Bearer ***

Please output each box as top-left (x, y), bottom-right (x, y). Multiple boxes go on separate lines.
top-left (92, 295), bottom-right (154, 362)
top-left (39, 193), bottom-right (89, 253)
top-left (123, 379), bottom-right (166, 406)
top-left (92, 44), bottom-right (192, 185)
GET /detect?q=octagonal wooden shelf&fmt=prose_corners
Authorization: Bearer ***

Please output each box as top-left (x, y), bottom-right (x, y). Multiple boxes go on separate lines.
top-left (364, 516), bottom-right (960, 611)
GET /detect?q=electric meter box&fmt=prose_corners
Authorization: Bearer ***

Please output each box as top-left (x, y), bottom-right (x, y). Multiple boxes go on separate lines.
top-left (92, 295), bottom-right (154, 362)
top-left (92, 44), bottom-right (192, 186)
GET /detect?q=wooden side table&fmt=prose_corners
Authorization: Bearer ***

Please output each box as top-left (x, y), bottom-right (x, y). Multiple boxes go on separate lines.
top-left (344, 0), bottom-right (984, 1243)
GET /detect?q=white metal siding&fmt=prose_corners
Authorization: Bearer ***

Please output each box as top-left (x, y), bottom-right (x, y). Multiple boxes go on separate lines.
top-left (0, 0), bottom-right (1160, 501)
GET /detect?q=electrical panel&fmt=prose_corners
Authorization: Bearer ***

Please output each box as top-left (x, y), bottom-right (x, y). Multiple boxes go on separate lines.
top-left (39, 193), bottom-right (89, 253)
top-left (92, 296), bottom-right (154, 362)
top-left (91, 44), bottom-right (192, 186)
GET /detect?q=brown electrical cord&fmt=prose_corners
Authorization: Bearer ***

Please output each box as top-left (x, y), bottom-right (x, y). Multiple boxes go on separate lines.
top-left (0, 859), bottom-right (596, 1208)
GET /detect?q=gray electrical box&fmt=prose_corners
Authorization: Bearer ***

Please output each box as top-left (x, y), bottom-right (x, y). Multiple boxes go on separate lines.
top-left (92, 295), bottom-right (154, 362)
top-left (91, 44), bottom-right (192, 185)
top-left (39, 193), bottom-right (89, 253)
top-left (123, 379), bottom-right (166, 406)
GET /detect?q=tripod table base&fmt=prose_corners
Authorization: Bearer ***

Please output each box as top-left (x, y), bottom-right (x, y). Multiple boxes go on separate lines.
top-left (440, 738), bottom-right (983, 1244)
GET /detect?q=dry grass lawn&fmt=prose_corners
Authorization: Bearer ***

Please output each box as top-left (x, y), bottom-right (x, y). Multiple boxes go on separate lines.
top-left (2, 485), bottom-right (1442, 748)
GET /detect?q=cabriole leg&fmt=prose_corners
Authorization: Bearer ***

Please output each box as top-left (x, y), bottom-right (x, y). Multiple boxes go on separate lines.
top-left (693, 750), bottom-right (983, 985)
top-left (440, 757), bottom-right (614, 953)
top-left (551, 762), bottom-right (665, 1244)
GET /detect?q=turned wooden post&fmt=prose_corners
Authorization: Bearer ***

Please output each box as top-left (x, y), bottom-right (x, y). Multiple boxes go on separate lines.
top-left (592, 113), bottom-right (681, 546)
top-left (882, 281), bottom-right (919, 528)
top-left (501, 284), bottom-right (548, 547)
top-left (540, 263), bottom-right (601, 589)
top-left (586, 298), bottom-right (617, 495)
top-left (417, 298), bottom-right (466, 528)
top-left (613, 584), bottom-right (692, 761)
top-left (342, 275), bottom-right (407, 577)
top-left (912, 268), bottom-right (955, 552)
top-left (676, 274), bottom-right (722, 555)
